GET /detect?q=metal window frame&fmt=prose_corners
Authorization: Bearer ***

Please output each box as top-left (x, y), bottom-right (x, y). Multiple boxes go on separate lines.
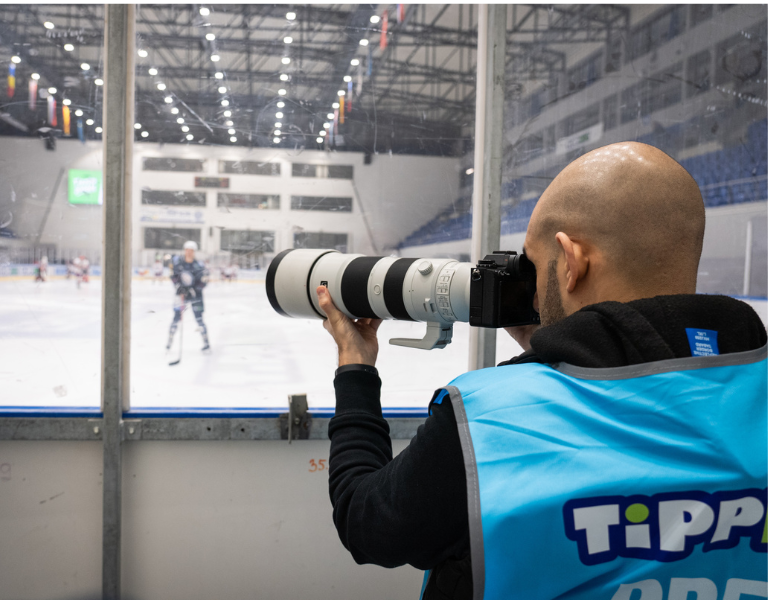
top-left (0, 5), bottom-right (504, 598)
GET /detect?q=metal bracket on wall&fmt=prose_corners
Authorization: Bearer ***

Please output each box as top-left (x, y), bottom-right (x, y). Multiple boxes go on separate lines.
top-left (280, 394), bottom-right (312, 443)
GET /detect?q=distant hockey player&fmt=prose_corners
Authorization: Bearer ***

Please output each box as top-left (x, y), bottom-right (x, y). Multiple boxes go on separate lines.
top-left (152, 253), bottom-right (164, 284)
top-left (167, 240), bottom-right (210, 352)
top-left (34, 256), bottom-right (48, 282)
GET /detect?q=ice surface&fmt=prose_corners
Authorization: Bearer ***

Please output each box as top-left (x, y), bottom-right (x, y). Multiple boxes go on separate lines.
top-left (1, 277), bottom-right (766, 410)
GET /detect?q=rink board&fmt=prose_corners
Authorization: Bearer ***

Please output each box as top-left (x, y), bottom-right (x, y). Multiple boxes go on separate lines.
top-left (0, 277), bottom-right (765, 411)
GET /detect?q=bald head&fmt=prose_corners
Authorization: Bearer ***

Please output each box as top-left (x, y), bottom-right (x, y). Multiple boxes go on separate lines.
top-left (528, 142), bottom-right (705, 295)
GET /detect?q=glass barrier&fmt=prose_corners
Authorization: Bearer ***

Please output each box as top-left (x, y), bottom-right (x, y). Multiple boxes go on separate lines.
top-left (495, 3), bottom-right (768, 366)
top-left (0, 5), bottom-right (105, 407)
top-left (129, 5), bottom-right (477, 410)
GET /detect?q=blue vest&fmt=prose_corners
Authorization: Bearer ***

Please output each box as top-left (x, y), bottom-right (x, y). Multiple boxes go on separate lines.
top-left (425, 346), bottom-right (767, 600)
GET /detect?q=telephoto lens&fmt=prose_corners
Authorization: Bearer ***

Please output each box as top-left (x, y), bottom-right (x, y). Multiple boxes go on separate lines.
top-left (266, 249), bottom-right (538, 350)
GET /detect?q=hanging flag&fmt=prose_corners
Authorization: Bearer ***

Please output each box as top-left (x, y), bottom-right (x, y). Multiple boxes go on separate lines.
top-left (397, 4), bottom-right (405, 24)
top-left (7, 63), bottom-right (16, 98)
top-left (380, 11), bottom-right (389, 49)
top-left (62, 105), bottom-right (71, 136)
top-left (77, 118), bottom-right (85, 143)
top-left (28, 78), bottom-right (37, 109)
top-left (47, 95), bottom-right (57, 126)
top-left (339, 96), bottom-right (345, 124)
top-left (347, 81), bottom-right (353, 112)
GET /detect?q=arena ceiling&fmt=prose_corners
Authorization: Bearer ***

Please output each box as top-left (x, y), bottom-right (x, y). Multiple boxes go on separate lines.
top-left (0, 4), bottom-right (629, 156)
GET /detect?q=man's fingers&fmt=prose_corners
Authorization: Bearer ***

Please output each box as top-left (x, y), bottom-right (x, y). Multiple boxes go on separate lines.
top-left (317, 286), bottom-right (342, 322)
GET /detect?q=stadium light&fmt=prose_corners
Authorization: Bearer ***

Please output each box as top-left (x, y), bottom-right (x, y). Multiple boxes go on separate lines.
top-left (215, 72), bottom-right (223, 79)
top-left (86, 119), bottom-right (94, 125)
top-left (359, 39), bottom-right (369, 46)
top-left (138, 49), bottom-right (148, 58)
top-left (64, 44), bottom-right (74, 52)
top-left (278, 89), bottom-right (287, 96)
top-left (218, 86), bottom-right (227, 94)
top-left (223, 110), bottom-right (232, 117)
top-left (316, 137), bottom-right (323, 143)
top-left (95, 79), bottom-right (103, 86)
top-left (205, 33), bottom-right (215, 41)
top-left (95, 126), bottom-right (103, 133)
top-left (181, 125), bottom-right (189, 132)
top-left (276, 102), bottom-right (285, 108)
top-left (157, 83), bottom-right (166, 91)
top-left (11, 56), bottom-right (21, 63)
top-left (327, 113), bottom-right (334, 119)
top-left (225, 120), bottom-right (234, 126)
top-left (171, 107), bottom-right (179, 114)
top-left (273, 137), bottom-right (281, 144)
top-left (75, 109), bottom-right (83, 117)
top-left (370, 15), bottom-right (380, 24)
top-left (44, 21), bottom-right (54, 29)
top-left (282, 57), bottom-right (291, 65)
top-left (343, 75), bottom-right (351, 82)
top-left (48, 87), bottom-right (57, 94)
top-left (284, 37), bottom-right (293, 44)
top-left (199, 7), bottom-right (210, 16)
top-left (186, 134), bottom-right (194, 140)
top-left (134, 123), bottom-right (142, 129)
top-left (228, 128), bottom-right (235, 135)
top-left (275, 122), bottom-right (282, 128)
top-left (332, 102), bottom-right (339, 109)
top-left (320, 130), bottom-right (327, 137)
top-left (351, 59), bottom-right (360, 66)
top-left (337, 90), bottom-right (345, 96)
top-left (323, 122), bottom-right (330, 129)
top-left (31, 73), bottom-right (40, 80)
top-left (63, 99), bottom-right (71, 106)
top-left (177, 117), bottom-right (184, 124)
top-left (230, 136), bottom-right (237, 142)
top-left (164, 96), bottom-right (173, 104)
top-left (276, 112), bottom-right (283, 119)
top-left (280, 74), bottom-right (289, 81)
top-left (141, 131), bottom-right (149, 138)
top-left (286, 12), bottom-right (296, 20)
top-left (81, 63), bottom-right (90, 71)
top-left (149, 67), bottom-right (158, 76)
top-left (221, 99), bottom-right (229, 106)
top-left (211, 54), bottom-right (220, 62)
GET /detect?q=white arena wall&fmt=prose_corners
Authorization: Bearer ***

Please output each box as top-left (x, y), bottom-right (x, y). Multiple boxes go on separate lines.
top-left (0, 137), bottom-right (462, 265)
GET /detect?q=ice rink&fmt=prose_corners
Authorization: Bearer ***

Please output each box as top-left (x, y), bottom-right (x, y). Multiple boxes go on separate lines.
top-left (2, 275), bottom-right (766, 411)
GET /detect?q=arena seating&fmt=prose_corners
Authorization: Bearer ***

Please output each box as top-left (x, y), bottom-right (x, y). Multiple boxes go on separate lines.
top-left (399, 120), bottom-right (768, 248)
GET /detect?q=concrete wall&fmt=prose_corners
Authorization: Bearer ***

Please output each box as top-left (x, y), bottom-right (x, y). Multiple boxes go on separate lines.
top-left (0, 137), bottom-right (461, 265)
top-left (0, 438), bottom-right (421, 600)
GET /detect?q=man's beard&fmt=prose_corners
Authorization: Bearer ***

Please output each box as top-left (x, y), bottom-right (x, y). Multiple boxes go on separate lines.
top-left (540, 259), bottom-right (567, 327)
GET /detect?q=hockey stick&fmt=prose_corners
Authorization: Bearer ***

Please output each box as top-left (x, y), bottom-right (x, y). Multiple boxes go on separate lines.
top-left (168, 303), bottom-right (186, 366)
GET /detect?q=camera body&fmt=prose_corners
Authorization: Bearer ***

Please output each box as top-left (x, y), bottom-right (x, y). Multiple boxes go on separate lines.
top-left (469, 251), bottom-right (541, 328)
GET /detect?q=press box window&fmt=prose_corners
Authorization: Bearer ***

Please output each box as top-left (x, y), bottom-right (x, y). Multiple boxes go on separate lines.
top-left (219, 160), bottom-right (281, 176)
top-left (294, 232), bottom-right (348, 253)
top-left (141, 190), bottom-right (207, 207)
top-left (220, 230), bottom-right (275, 253)
top-left (218, 193), bottom-right (280, 210)
top-left (291, 163), bottom-right (354, 179)
top-left (142, 157), bottom-right (206, 172)
top-left (291, 196), bottom-right (352, 212)
top-left (144, 227), bottom-right (201, 250)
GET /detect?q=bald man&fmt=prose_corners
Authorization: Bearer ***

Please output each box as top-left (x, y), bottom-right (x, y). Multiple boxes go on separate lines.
top-left (319, 143), bottom-right (767, 600)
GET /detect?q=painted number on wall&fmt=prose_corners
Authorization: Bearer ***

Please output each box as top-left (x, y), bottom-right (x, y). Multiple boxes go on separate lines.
top-left (309, 459), bottom-right (328, 472)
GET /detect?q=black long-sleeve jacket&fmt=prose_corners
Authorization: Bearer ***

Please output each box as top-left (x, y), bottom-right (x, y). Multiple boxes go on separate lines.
top-left (328, 294), bottom-right (767, 599)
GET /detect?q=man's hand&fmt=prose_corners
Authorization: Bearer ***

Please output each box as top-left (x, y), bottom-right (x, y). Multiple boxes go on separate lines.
top-left (503, 324), bottom-right (540, 353)
top-left (317, 286), bottom-right (382, 367)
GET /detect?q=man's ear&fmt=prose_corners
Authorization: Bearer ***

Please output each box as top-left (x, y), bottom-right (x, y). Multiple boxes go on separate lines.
top-left (555, 232), bottom-right (588, 293)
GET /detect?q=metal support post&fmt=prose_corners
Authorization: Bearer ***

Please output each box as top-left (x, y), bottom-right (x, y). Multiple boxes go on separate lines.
top-left (101, 5), bottom-right (135, 599)
top-left (469, 4), bottom-right (507, 371)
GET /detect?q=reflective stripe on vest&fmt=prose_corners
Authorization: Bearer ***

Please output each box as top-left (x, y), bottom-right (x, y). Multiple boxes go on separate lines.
top-left (441, 346), bottom-right (767, 600)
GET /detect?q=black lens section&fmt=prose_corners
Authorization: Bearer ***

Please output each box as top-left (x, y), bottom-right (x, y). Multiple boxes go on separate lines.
top-left (341, 257), bottom-right (383, 318)
top-left (266, 249), bottom-right (293, 316)
top-left (383, 258), bottom-right (418, 321)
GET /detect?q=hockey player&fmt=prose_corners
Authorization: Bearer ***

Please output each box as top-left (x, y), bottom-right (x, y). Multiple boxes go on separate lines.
top-left (167, 240), bottom-right (210, 352)
top-left (152, 253), bottom-right (164, 284)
